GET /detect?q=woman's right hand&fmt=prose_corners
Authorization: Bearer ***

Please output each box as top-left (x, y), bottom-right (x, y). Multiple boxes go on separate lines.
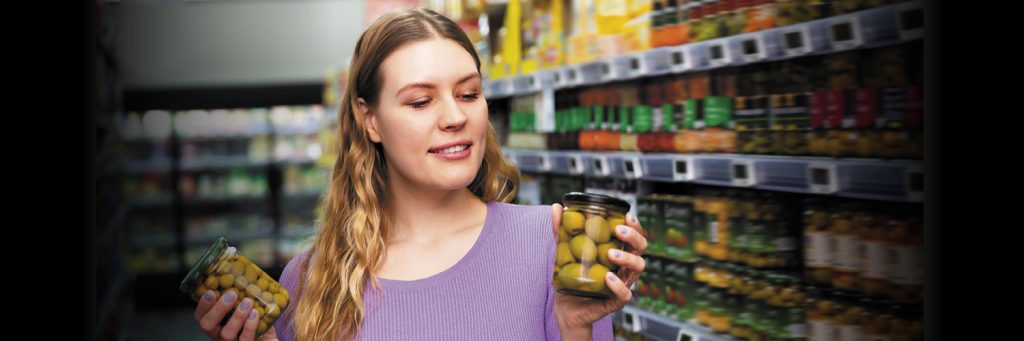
top-left (194, 290), bottom-right (279, 341)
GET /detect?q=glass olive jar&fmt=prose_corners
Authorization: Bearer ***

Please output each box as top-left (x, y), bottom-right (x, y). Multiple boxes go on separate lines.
top-left (637, 196), bottom-right (666, 257)
top-left (885, 215), bottom-right (923, 305)
top-left (803, 199), bottom-right (832, 287)
top-left (670, 261), bottom-right (697, 322)
top-left (556, 192), bottom-right (631, 299)
top-left (664, 195), bottom-right (696, 261)
top-left (829, 204), bottom-right (861, 293)
top-left (180, 238), bottom-right (290, 338)
top-left (858, 209), bottom-right (889, 298)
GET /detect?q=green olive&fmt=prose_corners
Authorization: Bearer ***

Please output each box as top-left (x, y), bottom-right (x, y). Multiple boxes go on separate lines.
top-left (586, 264), bottom-right (610, 292)
top-left (585, 215), bottom-right (612, 243)
top-left (570, 235), bottom-right (598, 263)
top-left (556, 242), bottom-right (576, 266)
top-left (562, 211), bottom-right (585, 235)
top-left (597, 242), bottom-right (616, 269)
top-left (558, 263), bottom-right (586, 289)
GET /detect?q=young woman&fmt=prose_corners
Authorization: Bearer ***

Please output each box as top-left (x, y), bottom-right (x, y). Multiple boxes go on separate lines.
top-left (193, 7), bottom-right (648, 340)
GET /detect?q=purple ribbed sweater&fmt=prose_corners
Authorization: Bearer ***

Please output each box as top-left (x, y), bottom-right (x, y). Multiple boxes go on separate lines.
top-left (273, 201), bottom-right (614, 340)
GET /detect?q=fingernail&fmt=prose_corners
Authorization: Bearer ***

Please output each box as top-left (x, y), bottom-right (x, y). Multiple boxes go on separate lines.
top-left (618, 226), bottom-right (629, 235)
top-left (240, 298), bottom-right (252, 311)
top-left (607, 272), bottom-right (619, 282)
top-left (203, 291), bottom-right (214, 302)
top-left (249, 309), bottom-right (258, 320)
top-left (628, 215), bottom-right (636, 224)
top-left (222, 291), bottom-right (236, 304)
top-left (613, 250), bottom-right (622, 259)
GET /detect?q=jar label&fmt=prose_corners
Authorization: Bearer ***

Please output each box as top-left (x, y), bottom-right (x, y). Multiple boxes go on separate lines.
top-left (889, 245), bottom-right (924, 285)
top-left (833, 234), bottom-right (860, 271)
top-left (862, 241), bottom-right (887, 279)
top-left (805, 232), bottom-right (830, 267)
top-left (838, 324), bottom-right (864, 341)
top-left (808, 320), bottom-right (835, 341)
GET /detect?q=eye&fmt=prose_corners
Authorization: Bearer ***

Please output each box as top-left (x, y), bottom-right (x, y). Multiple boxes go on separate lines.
top-left (460, 92), bottom-right (480, 102)
top-left (409, 98), bottom-right (431, 109)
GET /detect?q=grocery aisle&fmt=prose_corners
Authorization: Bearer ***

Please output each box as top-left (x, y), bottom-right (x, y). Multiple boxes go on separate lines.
top-left (93, 0), bottom-right (928, 340)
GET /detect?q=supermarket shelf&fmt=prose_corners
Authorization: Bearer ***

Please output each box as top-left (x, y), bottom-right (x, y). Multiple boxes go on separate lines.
top-left (179, 157), bottom-right (270, 171)
top-left (504, 149), bottom-right (923, 202)
top-left (613, 305), bottom-right (736, 341)
top-left (484, 1), bottom-right (923, 99)
top-left (186, 227), bottom-right (273, 245)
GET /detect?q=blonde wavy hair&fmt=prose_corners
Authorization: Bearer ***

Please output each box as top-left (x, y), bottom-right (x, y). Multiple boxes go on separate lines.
top-left (291, 7), bottom-right (520, 340)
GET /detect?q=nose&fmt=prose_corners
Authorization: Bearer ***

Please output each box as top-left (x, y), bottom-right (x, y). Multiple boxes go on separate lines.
top-left (438, 95), bottom-right (468, 132)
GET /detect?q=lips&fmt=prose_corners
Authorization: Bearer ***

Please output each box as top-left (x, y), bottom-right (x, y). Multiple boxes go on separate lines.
top-left (428, 140), bottom-right (472, 154)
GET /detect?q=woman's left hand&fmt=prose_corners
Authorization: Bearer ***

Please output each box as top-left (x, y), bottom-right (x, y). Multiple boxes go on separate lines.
top-left (550, 203), bottom-right (648, 340)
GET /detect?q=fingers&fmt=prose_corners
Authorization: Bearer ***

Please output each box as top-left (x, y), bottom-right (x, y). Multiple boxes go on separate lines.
top-left (551, 203), bottom-right (563, 237)
top-left (195, 290), bottom-right (219, 321)
top-left (200, 289), bottom-right (239, 338)
top-left (220, 298), bottom-right (255, 340)
top-left (613, 219), bottom-right (648, 254)
top-left (603, 271), bottom-right (633, 309)
top-left (606, 248), bottom-right (646, 274)
top-left (238, 302), bottom-right (261, 341)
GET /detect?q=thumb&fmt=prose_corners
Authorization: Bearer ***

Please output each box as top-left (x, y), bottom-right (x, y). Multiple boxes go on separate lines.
top-left (550, 203), bottom-right (563, 238)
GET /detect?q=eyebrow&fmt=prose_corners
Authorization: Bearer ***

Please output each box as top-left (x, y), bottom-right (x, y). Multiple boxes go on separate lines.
top-left (395, 73), bottom-right (481, 97)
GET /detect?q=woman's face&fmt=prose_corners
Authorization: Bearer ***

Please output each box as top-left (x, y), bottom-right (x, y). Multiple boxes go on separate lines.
top-left (362, 38), bottom-right (488, 193)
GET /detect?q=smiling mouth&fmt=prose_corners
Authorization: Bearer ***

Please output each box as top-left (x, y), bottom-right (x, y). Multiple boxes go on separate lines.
top-left (428, 143), bottom-right (472, 154)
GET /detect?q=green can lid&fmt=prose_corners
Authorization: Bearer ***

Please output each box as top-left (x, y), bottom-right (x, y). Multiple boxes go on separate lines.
top-left (561, 192), bottom-right (631, 212)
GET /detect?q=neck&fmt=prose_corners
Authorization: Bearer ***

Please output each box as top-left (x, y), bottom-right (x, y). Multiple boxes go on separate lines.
top-left (384, 175), bottom-right (486, 245)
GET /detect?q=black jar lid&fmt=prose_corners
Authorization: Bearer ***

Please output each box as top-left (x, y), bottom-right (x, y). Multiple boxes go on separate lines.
top-left (562, 192), bottom-right (631, 212)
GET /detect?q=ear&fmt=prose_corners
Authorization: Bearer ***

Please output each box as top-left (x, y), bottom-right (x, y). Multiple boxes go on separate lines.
top-left (358, 98), bottom-right (382, 143)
